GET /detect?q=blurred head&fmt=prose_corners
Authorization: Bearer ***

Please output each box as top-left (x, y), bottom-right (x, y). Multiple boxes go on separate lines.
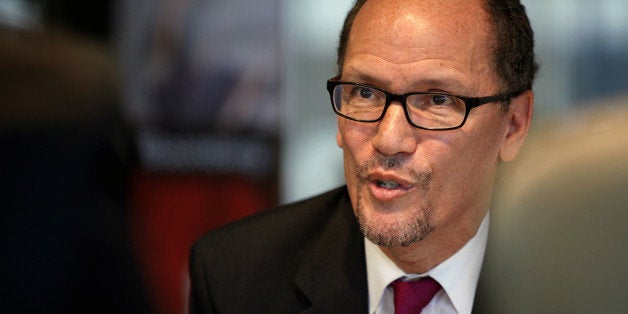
top-left (482, 103), bottom-right (628, 313)
top-left (334, 0), bottom-right (535, 258)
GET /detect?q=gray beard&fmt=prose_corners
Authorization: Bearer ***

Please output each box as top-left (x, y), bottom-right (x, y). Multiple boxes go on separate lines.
top-left (354, 154), bottom-right (435, 247)
top-left (355, 190), bottom-right (434, 247)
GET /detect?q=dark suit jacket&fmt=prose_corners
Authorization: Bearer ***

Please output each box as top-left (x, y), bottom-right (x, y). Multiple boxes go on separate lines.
top-left (189, 186), bottom-right (369, 314)
top-left (189, 186), bottom-right (495, 313)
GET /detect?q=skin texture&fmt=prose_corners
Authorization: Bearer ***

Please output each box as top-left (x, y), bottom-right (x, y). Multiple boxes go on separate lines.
top-left (336, 0), bottom-right (534, 274)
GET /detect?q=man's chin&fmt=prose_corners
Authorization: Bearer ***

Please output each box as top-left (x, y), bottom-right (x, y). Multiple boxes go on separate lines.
top-left (361, 223), bottom-right (424, 248)
top-left (355, 192), bottom-right (435, 248)
top-left (357, 209), bottom-right (419, 247)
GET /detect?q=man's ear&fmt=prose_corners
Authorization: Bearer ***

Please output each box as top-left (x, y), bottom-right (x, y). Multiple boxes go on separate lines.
top-left (336, 127), bottom-right (344, 148)
top-left (499, 90), bottom-right (534, 162)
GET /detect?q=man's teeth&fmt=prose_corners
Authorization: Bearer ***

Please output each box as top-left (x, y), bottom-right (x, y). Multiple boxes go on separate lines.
top-left (377, 180), bottom-right (401, 189)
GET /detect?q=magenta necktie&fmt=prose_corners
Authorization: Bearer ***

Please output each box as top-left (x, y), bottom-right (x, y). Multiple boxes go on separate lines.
top-left (391, 277), bottom-right (441, 314)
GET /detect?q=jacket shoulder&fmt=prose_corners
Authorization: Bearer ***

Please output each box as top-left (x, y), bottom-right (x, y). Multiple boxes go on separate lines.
top-left (189, 186), bottom-right (353, 313)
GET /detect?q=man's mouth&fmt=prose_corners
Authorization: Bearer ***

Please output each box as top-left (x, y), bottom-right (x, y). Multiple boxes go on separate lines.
top-left (368, 173), bottom-right (412, 189)
top-left (376, 179), bottom-right (402, 189)
top-left (365, 173), bottom-right (415, 202)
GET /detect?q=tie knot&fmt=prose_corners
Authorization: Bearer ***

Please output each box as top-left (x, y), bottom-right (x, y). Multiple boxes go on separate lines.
top-left (391, 277), bottom-right (441, 314)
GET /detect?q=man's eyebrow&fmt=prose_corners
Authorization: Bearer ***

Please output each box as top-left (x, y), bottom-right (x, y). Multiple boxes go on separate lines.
top-left (342, 72), bottom-right (385, 86)
top-left (343, 72), bottom-right (471, 94)
top-left (412, 78), bottom-right (470, 94)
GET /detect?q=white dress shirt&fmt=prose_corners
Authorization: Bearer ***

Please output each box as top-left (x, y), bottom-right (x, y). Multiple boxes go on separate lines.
top-left (365, 213), bottom-right (489, 314)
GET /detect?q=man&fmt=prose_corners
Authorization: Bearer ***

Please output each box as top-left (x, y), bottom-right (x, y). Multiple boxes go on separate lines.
top-left (189, 0), bottom-right (537, 313)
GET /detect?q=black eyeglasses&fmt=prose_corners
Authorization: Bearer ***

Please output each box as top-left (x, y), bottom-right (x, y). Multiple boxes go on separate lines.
top-left (327, 77), bottom-right (522, 130)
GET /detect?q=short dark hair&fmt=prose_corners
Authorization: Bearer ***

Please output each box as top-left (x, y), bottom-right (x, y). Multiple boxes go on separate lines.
top-left (485, 0), bottom-right (538, 94)
top-left (337, 0), bottom-right (368, 76)
top-left (336, 0), bottom-right (538, 96)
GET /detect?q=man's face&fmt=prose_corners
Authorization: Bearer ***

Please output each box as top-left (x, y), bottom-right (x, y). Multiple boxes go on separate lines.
top-left (337, 0), bottom-right (526, 249)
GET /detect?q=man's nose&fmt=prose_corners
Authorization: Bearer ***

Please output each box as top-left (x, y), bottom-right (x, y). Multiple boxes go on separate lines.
top-left (371, 102), bottom-right (418, 156)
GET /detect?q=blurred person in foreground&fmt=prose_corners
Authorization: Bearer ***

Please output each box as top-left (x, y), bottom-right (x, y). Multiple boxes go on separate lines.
top-left (478, 101), bottom-right (628, 314)
top-left (0, 21), bottom-right (152, 314)
top-left (189, 0), bottom-right (537, 313)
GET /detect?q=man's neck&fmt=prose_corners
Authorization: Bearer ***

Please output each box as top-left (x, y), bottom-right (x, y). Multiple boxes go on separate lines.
top-left (378, 222), bottom-right (482, 274)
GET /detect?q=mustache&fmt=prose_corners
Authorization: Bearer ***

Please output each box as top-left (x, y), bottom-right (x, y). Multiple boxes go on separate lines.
top-left (356, 154), bottom-right (433, 190)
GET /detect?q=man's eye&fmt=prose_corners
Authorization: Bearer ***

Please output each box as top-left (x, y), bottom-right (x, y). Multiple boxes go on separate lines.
top-left (358, 87), bottom-right (374, 99)
top-left (432, 95), bottom-right (450, 105)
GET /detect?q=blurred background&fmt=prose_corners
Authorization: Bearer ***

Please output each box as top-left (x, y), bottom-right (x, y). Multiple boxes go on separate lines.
top-left (1, 0), bottom-right (626, 313)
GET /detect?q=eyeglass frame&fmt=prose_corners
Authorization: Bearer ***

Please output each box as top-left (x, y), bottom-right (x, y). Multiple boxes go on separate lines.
top-left (326, 76), bottom-right (523, 131)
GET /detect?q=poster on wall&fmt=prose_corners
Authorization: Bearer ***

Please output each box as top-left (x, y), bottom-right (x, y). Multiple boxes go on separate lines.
top-left (115, 1), bottom-right (280, 313)
top-left (117, 0), bottom-right (280, 175)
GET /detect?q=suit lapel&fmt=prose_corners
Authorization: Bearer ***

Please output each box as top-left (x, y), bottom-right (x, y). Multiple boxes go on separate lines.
top-left (294, 191), bottom-right (369, 314)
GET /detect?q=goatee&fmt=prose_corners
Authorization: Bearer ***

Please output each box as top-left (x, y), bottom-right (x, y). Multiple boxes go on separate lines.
top-left (354, 154), bottom-right (435, 247)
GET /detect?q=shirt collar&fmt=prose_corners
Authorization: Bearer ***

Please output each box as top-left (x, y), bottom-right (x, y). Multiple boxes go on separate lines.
top-left (365, 213), bottom-right (489, 313)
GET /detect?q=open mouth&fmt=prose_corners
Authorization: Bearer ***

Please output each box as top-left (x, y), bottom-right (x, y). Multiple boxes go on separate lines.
top-left (376, 179), bottom-right (402, 189)
top-left (369, 177), bottom-right (412, 202)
